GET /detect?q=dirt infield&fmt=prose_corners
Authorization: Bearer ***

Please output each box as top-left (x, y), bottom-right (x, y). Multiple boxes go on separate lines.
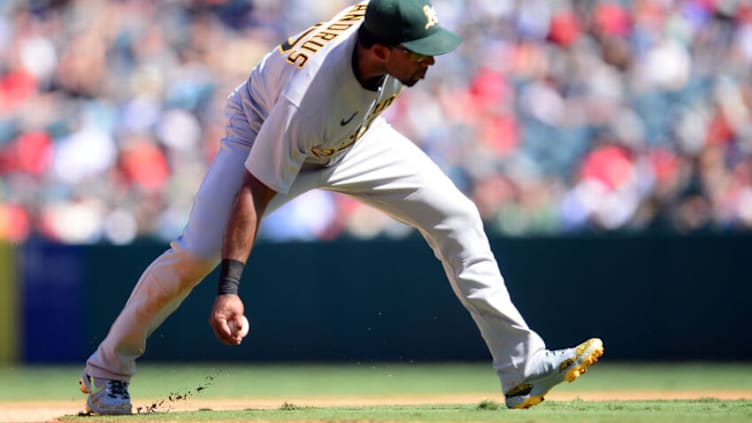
top-left (3, 391), bottom-right (752, 423)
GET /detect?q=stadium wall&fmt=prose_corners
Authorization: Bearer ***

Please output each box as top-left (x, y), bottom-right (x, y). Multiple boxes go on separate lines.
top-left (14, 234), bottom-right (751, 363)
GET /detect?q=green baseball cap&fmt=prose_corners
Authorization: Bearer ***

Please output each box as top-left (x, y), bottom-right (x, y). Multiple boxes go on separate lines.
top-left (363, 0), bottom-right (462, 56)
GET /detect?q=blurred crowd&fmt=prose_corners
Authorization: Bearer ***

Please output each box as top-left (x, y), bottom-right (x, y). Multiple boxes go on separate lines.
top-left (1, 0), bottom-right (751, 244)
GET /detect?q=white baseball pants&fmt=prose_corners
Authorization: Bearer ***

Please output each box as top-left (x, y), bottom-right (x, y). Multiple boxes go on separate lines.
top-left (85, 99), bottom-right (546, 394)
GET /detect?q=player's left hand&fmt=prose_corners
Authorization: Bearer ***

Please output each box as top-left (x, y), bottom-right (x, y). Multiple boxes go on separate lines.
top-left (209, 294), bottom-right (245, 345)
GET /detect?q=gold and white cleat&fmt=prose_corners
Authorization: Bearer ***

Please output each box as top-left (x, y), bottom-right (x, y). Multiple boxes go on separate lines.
top-left (505, 338), bottom-right (604, 409)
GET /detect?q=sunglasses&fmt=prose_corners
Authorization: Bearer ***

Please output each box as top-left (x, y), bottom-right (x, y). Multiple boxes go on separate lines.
top-left (394, 46), bottom-right (431, 63)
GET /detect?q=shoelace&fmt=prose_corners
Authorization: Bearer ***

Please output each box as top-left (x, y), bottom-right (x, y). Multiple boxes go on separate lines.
top-left (547, 349), bottom-right (569, 358)
top-left (106, 380), bottom-right (130, 399)
top-left (535, 348), bottom-right (574, 373)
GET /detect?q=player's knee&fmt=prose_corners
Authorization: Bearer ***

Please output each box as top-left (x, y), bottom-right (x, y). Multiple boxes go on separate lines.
top-left (450, 197), bottom-right (486, 236)
top-left (171, 235), bottom-right (221, 263)
top-left (426, 198), bottom-right (491, 260)
top-left (161, 244), bottom-right (218, 288)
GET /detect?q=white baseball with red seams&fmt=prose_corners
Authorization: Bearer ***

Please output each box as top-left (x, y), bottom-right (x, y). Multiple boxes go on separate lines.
top-left (229, 316), bottom-right (250, 338)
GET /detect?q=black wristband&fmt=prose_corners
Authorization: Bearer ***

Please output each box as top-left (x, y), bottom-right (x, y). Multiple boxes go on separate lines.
top-left (218, 259), bottom-right (245, 296)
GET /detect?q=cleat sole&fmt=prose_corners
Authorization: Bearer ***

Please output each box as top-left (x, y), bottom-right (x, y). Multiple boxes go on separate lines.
top-left (565, 338), bottom-right (604, 383)
top-left (509, 395), bottom-right (544, 409)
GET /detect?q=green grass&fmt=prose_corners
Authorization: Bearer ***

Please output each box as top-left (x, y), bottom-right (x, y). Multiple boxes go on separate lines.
top-left (1, 362), bottom-right (751, 422)
top-left (0, 362), bottom-right (502, 401)
top-left (55, 400), bottom-right (752, 423)
top-left (1, 361), bottom-right (751, 400)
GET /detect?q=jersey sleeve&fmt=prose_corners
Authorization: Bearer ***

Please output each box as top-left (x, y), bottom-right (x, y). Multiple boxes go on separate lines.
top-left (245, 97), bottom-right (311, 194)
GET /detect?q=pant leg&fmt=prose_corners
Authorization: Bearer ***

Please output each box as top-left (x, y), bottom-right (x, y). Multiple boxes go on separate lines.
top-left (85, 136), bottom-right (325, 381)
top-left (85, 138), bottom-right (252, 381)
top-left (86, 82), bottom-right (269, 381)
top-left (322, 120), bottom-right (546, 393)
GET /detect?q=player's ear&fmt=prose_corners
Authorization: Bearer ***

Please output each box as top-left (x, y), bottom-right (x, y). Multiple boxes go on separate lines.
top-left (372, 44), bottom-right (391, 61)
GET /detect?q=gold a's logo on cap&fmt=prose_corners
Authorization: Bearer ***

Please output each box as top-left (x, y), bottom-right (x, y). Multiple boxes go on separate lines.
top-left (423, 5), bottom-right (439, 29)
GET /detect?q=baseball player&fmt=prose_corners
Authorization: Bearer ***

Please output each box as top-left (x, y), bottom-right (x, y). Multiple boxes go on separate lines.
top-left (79, 0), bottom-right (603, 415)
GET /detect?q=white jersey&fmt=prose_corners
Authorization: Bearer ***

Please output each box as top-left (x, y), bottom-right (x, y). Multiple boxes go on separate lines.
top-left (236, 1), bottom-right (404, 194)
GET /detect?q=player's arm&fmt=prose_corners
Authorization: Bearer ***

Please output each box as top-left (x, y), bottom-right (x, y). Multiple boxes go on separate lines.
top-left (209, 96), bottom-right (309, 345)
top-left (222, 170), bottom-right (276, 264)
top-left (209, 170), bottom-right (277, 345)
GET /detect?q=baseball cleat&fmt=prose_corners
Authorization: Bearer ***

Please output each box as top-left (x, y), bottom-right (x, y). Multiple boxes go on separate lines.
top-left (79, 371), bottom-right (132, 415)
top-left (505, 337), bottom-right (604, 409)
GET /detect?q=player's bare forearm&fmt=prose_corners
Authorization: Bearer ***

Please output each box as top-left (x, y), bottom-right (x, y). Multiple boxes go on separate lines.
top-left (221, 170), bottom-right (276, 263)
top-left (211, 170), bottom-right (276, 345)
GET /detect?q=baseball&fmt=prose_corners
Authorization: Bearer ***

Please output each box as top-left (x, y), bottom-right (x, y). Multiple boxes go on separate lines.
top-left (228, 315), bottom-right (250, 338)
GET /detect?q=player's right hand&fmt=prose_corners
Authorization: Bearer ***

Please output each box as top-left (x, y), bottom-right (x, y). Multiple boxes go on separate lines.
top-left (209, 294), bottom-right (245, 345)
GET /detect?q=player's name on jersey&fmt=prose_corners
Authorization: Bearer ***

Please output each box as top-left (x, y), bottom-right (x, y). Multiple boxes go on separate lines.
top-left (278, 3), bottom-right (367, 68)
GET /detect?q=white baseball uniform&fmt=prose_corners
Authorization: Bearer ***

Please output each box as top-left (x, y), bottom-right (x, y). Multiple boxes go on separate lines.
top-left (85, 1), bottom-right (546, 394)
